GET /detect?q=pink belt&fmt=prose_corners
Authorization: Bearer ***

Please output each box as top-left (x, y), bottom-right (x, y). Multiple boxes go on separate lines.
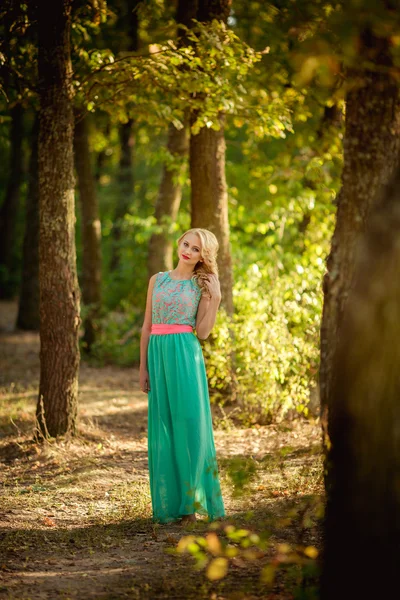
top-left (151, 324), bottom-right (193, 335)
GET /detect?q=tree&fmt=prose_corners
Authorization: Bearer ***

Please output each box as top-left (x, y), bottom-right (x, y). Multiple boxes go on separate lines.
top-left (74, 113), bottom-right (102, 351)
top-left (36, 0), bottom-right (81, 438)
top-left (322, 166), bottom-right (400, 600)
top-left (190, 0), bottom-right (234, 315)
top-left (319, 31), bottom-right (400, 444)
top-left (147, 0), bottom-right (197, 277)
top-left (109, 0), bottom-right (140, 272)
top-left (16, 115), bottom-right (40, 330)
top-left (0, 103), bottom-right (24, 299)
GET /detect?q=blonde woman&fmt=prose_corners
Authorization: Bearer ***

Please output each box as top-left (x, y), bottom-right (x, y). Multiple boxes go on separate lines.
top-left (140, 228), bottom-right (226, 525)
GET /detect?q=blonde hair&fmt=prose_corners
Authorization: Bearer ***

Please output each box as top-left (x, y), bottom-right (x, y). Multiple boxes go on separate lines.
top-left (177, 228), bottom-right (219, 297)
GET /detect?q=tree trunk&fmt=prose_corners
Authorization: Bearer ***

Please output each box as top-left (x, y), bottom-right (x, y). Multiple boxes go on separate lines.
top-left (190, 0), bottom-right (233, 314)
top-left (16, 115), bottom-right (40, 331)
top-left (147, 122), bottom-right (189, 276)
top-left (319, 33), bottom-right (400, 445)
top-left (321, 167), bottom-right (400, 600)
top-left (36, 0), bottom-right (80, 439)
top-left (190, 113), bottom-right (233, 315)
top-left (109, 0), bottom-right (140, 271)
top-left (0, 103), bottom-right (24, 299)
top-left (147, 0), bottom-right (198, 278)
top-left (74, 113), bottom-right (102, 351)
top-left (197, 0), bottom-right (231, 21)
top-left (110, 117), bottom-right (135, 271)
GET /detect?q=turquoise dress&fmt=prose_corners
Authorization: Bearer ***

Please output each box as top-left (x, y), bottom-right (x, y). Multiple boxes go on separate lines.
top-left (147, 271), bottom-right (225, 523)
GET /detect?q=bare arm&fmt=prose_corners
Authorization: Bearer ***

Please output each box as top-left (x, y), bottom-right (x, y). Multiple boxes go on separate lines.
top-left (195, 274), bottom-right (222, 340)
top-left (139, 273), bottom-right (157, 393)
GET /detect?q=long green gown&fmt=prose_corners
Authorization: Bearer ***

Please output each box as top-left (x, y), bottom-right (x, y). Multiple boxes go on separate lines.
top-left (147, 271), bottom-right (225, 523)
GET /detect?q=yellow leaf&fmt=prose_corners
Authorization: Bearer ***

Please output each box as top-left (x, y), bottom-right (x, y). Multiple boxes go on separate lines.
top-left (261, 564), bottom-right (276, 584)
top-left (206, 532), bottom-right (221, 555)
top-left (304, 546), bottom-right (319, 559)
top-left (177, 535), bottom-right (196, 553)
top-left (206, 557), bottom-right (228, 581)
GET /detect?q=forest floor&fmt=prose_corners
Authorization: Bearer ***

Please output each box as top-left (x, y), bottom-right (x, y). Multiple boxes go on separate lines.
top-left (0, 301), bottom-right (324, 600)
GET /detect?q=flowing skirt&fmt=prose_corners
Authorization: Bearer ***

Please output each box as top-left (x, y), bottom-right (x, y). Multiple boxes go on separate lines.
top-left (147, 332), bottom-right (225, 523)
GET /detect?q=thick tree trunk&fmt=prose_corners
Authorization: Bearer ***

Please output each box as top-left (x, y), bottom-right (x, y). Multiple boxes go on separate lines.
top-left (319, 34), bottom-right (400, 444)
top-left (197, 0), bottom-right (231, 21)
top-left (148, 123), bottom-right (189, 276)
top-left (36, 0), bottom-right (80, 438)
top-left (147, 0), bottom-right (198, 277)
top-left (74, 114), bottom-right (102, 351)
top-left (0, 103), bottom-right (24, 299)
top-left (321, 168), bottom-right (400, 600)
top-left (110, 118), bottom-right (135, 271)
top-left (190, 114), bottom-right (233, 315)
top-left (16, 116), bottom-right (40, 331)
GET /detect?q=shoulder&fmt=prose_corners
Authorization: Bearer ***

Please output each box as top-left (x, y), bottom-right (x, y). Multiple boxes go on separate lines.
top-left (149, 271), bottom-right (169, 286)
top-left (148, 272), bottom-right (161, 290)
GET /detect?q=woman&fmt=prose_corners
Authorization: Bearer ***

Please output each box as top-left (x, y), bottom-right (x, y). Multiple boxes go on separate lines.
top-left (140, 228), bottom-right (226, 525)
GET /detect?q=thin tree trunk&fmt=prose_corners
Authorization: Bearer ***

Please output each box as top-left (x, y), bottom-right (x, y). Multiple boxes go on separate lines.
top-left (190, 114), bottom-right (233, 315)
top-left (190, 0), bottom-right (233, 314)
top-left (147, 122), bottom-right (189, 276)
top-left (16, 115), bottom-right (40, 331)
top-left (74, 113), bottom-right (102, 351)
top-left (0, 103), bottom-right (24, 299)
top-left (147, 0), bottom-right (198, 277)
top-left (36, 0), bottom-right (80, 439)
top-left (321, 167), bottom-right (400, 600)
top-left (110, 0), bottom-right (139, 272)
top-left (319, 33), bottom-right (400, 446)
top-left (110, 117), bottom-right (135, 271)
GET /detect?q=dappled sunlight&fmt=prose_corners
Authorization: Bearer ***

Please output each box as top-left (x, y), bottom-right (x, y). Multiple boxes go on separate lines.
top-left (1, 319), bottom-right (323, 599)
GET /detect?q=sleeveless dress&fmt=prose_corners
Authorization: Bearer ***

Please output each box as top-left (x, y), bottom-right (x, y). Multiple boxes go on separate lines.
top-left (147, 271), bottom-right (225, 523)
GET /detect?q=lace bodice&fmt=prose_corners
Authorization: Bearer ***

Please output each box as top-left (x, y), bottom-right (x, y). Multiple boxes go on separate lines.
top-left (152, 271), bottom-right (202, 327)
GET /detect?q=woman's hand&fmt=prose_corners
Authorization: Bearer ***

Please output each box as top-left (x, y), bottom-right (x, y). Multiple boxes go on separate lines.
top-left (140, 369), bottom-right (150, 394)
top-left (204, 274), bottom-right (222, 301)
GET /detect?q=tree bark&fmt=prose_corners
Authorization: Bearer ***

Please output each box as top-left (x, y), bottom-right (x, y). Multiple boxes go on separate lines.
top-left (109, 0), bottom-right (140, 271)
top-left (36, 0), bottom-right (80, 438)
top-left (74, 114), bottom-right (102, 351)
top-left (197, 0), bottom-right (231, 22)
top-left (110, 117), bottom-right (135, 271)
top-left (190, 0), bottom-right (233, 314)
top-left (190, 114), bottom-right (233, 315)
top-left (16, 115), bottom-right (40, 331)
top-left (319, 33), bottom-right (400, 445)
top-left (321, 168), bottom-right (400, 600)
top-left (147, 0), bottom-right (198, 277)
top-left (0, 103), bottom-right (24, 299)
top-left (148, 122), bottom-right (189, 276)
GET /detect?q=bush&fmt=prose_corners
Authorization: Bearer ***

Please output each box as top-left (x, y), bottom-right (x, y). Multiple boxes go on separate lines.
top-left (202, 258), bottom-right (323, 425)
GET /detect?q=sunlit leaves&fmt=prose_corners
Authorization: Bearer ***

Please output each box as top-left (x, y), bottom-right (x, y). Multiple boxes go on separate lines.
top-left (73, 18), bottom-right (292, 139)
top-left (206, 557), bottom-right (228, 580)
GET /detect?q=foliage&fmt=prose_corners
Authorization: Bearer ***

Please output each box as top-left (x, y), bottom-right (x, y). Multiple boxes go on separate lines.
top-left (87, 300), bottom-right (142, 366)
top-left (75, 18), bottom-right (293, 141)
top-left (176, 505), bottom-right (322, 597)
top-left (203, 260), bottom-right (324, 423)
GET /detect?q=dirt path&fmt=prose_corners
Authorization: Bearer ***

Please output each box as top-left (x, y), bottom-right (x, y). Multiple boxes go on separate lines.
top-left (0, 303), bottom-right (323, 599)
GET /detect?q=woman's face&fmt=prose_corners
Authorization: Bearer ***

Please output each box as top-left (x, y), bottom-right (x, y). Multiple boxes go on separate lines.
top-left (178, 233), bottom-right (202, 267)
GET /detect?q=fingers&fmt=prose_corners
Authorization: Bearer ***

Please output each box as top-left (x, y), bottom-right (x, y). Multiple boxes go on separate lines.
top-left (141, 380), bottom-right (150, 393)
